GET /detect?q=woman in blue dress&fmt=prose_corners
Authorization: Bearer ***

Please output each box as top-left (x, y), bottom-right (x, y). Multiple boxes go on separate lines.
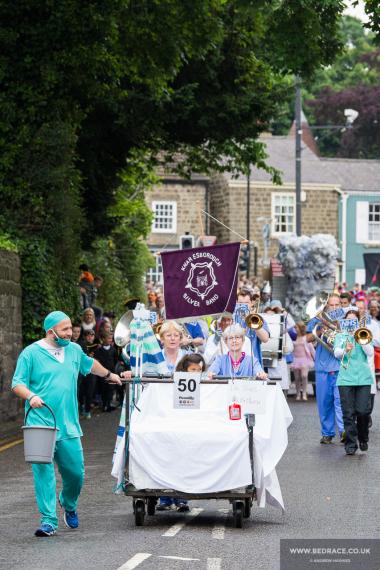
top-left (208, 324), bottom-right (267, 379)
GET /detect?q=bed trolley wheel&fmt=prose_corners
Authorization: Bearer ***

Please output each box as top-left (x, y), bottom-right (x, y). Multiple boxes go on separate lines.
top-left (233, 500), bottom-right (244, 528)
top-left (244, 498), bottom-right (252, 518)
top-left (135, 499), bottom-right (145, 526)
top-left (147, 497), bottom-right (157, 516)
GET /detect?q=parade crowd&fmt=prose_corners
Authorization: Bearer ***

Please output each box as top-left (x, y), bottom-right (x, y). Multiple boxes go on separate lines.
top-left (11, 261), bottom-right (380, 536)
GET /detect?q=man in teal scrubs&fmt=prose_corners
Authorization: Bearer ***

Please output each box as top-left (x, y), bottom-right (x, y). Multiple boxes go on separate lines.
top-left (333, 311), bottom-right (373, 456)
top-left (12, 311), bottom-right (122, 537)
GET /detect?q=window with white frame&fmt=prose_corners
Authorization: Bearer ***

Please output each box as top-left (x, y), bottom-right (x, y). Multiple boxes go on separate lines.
top-left (369, 203), bottom-right (380, 242)
top-left (146, 255), bottom-right (163, 284)
top-left (152, 201), bottom-right (177, 233)
top-left (272, 193), bottom-right (295, 234)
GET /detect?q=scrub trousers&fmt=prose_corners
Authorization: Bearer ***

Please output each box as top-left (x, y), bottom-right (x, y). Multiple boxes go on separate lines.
top-left (32, 437), bottom-right (84, 529)
top-left (338, 385), bottom-right (371, 453)
top-left (315, 370), bottom-right (344, 437)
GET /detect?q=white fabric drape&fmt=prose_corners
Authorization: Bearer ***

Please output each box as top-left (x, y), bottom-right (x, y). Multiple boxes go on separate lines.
top-left (113, 382), bottom-right (292, 509)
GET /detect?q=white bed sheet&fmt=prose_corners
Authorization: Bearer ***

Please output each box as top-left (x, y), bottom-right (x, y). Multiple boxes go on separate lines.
top-left (125, 382), bottom-right (292, 508)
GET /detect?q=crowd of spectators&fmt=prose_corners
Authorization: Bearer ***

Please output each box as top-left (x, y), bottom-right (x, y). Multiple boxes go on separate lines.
top-left (74, 264), bottom-right (124, 419)
top-left (75, 264), bottom-right (380, 419)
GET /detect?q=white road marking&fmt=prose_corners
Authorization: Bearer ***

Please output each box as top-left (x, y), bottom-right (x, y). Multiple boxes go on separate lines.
top-left (162, 507), bottom-right (204, 537)
top-left (211, 524), bottom-right (225, 540)
top-left (158, 556), bottom-right (200, 561)
top-left (212, 508), bottom-right (229, 540)
top-left (116, 553), bottom-right (152, 570)
top-left (207, 558), bottom-right (222, 570)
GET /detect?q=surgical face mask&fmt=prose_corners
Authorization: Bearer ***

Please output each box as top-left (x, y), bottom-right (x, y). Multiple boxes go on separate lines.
top-left (52, 329), bottom-right (70, 347)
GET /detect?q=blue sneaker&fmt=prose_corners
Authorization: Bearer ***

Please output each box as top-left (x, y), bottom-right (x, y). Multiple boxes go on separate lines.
top-left (59, 498), bottom-right (79, 529)
top-left (63, 509), bottom-right (79, 529)
top-left (35, 524), bottom-right (56, 537)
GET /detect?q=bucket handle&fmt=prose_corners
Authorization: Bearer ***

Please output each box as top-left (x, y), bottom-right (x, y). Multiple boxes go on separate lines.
top-left (25, 402), bottom-right (57, 430)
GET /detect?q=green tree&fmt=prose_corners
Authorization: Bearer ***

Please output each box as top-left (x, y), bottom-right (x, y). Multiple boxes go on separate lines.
top-left (0, 1), bottom-right (347, 340)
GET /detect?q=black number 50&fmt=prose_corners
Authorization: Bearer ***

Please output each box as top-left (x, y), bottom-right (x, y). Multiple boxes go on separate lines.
top-left (178, 379), bottom-right (196, 392)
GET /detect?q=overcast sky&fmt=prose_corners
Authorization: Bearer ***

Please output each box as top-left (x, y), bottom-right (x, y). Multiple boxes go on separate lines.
top-left (344, 0), bottom-right (368, 22)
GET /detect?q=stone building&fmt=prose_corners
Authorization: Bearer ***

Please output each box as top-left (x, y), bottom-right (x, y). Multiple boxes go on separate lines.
top-left (0, 250), bottom-right (23, 424)
top-left (146, 173), bottom-right (209, 283)
top-left (209, 135), bottom-right (340, 278)
top-left (145, 133), bottom-right (380, 285)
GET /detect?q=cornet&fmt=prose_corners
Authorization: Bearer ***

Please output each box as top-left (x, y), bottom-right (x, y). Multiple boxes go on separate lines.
top-left (341, 320), bottom-right (373, 369)
top-left (244, 299), bottom-right (264, 330)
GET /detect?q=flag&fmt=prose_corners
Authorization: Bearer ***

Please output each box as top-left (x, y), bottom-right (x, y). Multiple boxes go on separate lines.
top-left (161, 242), bottom-right (240, 320)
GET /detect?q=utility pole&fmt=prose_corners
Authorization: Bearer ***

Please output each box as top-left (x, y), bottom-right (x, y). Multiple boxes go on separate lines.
top-left (246, 169), bottom-right (251, 277)
top-left (295, 77), bottom-right (302, 236)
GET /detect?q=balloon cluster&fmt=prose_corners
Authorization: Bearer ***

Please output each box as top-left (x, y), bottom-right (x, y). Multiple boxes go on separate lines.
top-left (277, 234), bottom-right (338, 319)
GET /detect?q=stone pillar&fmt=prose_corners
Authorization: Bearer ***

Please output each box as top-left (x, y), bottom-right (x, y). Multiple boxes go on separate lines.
top-left (0, 250), bottom-right (23, 423)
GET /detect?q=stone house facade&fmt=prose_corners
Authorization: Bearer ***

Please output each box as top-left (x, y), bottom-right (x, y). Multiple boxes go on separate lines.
top-left (146, 133), bottom-right (380, 284)
top-left (146, 175), bottom-right (209, 283)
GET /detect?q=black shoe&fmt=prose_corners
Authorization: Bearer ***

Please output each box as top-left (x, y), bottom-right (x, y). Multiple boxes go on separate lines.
top-left (346, 448), bottom-right (357, 455)
top-left (368, 416), bottom-right (372, 429)
top-left (320, 436), bottom-right (333, 444)
top-left (359, 441), bottom-right (368, 451)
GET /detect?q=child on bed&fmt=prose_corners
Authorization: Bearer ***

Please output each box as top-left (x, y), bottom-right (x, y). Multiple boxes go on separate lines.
top-left (156, 353), bottom-right (206, 512)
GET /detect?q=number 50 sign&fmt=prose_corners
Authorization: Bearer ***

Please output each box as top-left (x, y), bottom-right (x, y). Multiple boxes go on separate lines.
top-left (173, 372), bottom-right (201, 410)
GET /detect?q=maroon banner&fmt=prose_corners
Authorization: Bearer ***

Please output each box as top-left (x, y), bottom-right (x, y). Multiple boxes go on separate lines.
top-left (161, 243), bottom-right (240, 320)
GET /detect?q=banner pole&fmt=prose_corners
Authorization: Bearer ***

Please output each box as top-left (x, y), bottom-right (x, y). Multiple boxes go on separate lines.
top-left (197, 201), bottom-right (205, 237)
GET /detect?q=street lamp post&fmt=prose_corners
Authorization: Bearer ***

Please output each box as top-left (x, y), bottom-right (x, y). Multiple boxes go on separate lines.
top-left (246, 168), bottom-right (251, 277)
top-left (295, 78), bottom-right (302, 237)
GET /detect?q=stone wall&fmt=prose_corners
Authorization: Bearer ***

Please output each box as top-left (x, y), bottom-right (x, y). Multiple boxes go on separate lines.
top-left (146, 180), bottom-right (208, 248)
top-left (209, 179), bottom-right (340, 278)
top-left (0, 250), bottom-right (23, 423)
top-left (208, 175), bottom-right (231, 243)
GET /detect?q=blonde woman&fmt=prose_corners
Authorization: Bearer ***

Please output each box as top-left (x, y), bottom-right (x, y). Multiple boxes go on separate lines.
top-left (159, 321), bottom-right (188, 375)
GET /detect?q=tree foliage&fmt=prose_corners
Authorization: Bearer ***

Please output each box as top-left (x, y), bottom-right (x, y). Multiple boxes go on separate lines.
top-left (303, 15), bottom-right (380, 157)
top-left (0, 1), bottom-right (348, 340)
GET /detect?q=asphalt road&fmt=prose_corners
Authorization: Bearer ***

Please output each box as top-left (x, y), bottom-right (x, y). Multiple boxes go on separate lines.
top-left (1, 394), bottom-right (380, 570)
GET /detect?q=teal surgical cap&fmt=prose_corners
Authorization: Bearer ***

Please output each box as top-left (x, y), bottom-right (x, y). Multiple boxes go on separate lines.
top-left (43, 311), bottom-right (70, 332)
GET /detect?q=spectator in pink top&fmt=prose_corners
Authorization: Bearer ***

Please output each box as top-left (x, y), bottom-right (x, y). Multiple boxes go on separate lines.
top-left (291, 322), bottom-right (315, 401)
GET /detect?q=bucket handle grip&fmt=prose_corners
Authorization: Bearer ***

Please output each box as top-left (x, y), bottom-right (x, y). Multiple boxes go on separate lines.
top-left (25, 403), bottom-right (56, 430)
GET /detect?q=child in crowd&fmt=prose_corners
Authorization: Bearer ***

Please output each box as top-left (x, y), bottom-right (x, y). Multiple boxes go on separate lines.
top-left (94, 332), bottom-right (118, 412)
top-left (291, 322), bottom-right (315, 401)
top-left (71, 322), bottom-right (82, 343)
top-left (78, 329), bottom-right (99, 419)
top-left (157, 353), bottom-right (206, 513)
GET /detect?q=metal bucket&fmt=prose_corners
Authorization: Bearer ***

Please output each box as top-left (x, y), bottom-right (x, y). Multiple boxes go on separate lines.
top-left (22, 403), bottom-right (58, 464)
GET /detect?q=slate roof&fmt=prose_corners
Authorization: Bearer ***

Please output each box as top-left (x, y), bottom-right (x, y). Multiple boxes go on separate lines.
top-left (226, 134), bottom-right (380, 193)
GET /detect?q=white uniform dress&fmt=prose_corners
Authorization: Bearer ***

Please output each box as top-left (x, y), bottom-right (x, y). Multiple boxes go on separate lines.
top-left (267, 313), bottom-right (295, 390)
